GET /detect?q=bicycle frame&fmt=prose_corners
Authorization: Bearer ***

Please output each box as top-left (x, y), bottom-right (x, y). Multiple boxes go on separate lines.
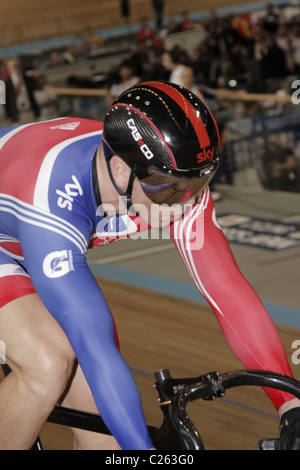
top-left (45, 368), bottom-right (202, 450)
top-left (44, 367), bottom-right (300, 450)
top-left (2, 363), bottom-right (300, 450)
top-left (163, 369), bottom-right (300, 450)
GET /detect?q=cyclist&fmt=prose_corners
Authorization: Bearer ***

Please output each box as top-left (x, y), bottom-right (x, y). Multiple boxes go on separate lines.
top-left (0, 81), bottom-right (299, 450)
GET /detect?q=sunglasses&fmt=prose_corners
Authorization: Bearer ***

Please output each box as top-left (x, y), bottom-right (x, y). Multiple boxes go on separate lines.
top-left (134, 165), bottom-right (217, 206)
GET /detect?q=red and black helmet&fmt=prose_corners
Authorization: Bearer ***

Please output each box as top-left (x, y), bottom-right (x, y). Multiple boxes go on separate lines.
top-left (103, 81), bottom-right (221, 206)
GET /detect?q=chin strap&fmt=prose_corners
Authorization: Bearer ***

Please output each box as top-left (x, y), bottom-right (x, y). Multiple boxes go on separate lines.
top-left (106, 159), bottom-right (137, 213)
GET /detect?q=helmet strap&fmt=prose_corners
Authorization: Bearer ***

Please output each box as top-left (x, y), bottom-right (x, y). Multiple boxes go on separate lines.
top-left (106, 158), bottom-right (136, 212)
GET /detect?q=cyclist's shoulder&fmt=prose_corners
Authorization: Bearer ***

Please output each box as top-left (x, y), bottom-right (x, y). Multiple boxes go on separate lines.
top-left (0, 118), bottom-right (102, 221)
top-left (0, 117), bottom-right (103, 146)
top-left (45, 117), bottom-right (103, 135)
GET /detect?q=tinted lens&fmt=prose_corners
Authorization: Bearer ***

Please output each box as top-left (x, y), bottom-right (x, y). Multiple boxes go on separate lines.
top-left (137, 169), bottom-right (215, 206)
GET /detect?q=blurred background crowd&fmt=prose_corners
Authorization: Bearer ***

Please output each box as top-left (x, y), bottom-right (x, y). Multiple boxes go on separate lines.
top-left (0, 2), bottom-right (300, 195)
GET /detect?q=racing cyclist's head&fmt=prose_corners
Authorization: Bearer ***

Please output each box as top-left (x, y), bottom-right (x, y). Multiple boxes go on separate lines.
top-left (102, 80), bottom-right (222, 208)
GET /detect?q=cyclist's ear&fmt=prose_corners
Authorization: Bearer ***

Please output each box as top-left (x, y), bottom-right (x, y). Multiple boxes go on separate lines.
top-left (109, 156), bottom-right (132, 192)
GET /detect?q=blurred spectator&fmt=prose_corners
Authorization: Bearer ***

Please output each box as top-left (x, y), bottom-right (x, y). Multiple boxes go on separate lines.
top-left (0, 59), bottom-right (9, 83)
top-left (294, 140), bottom-right (300, 166)
top-left (253, 28), bottom-right (267, 61)
top-left (263, 133), bottom-right (299, 191)
top-left (70, 29), bottom-right (104, 60)
top-left (202, 9), bottom-right (219, 33)
top-left (291, 26), bottom-right (300, 73)
top-left (219, 15), bottom-right (243, 56)
top-left (74, 32), bottom-right (91, 59)
top-left (204, 22), bottom-right (221, 58)
top-left (180, 66), bottom-right (204, 99)
top-left (62, 46), bottom-right (77, 65)
top-left (276, 25), bottom-right (294, 74)
top-left (161, 50), bottom-right (186, 85)
top-left (85, 30), bottom-right (104, 50)
top-left (261, 3), bottom-right (279, 35)
top-left (129, 40), bottom-right (151, 79)
top-left (180, 11), bottom-right (193, 32)
top-left (138, 18), bottom-right (155, 47)
top-left (152, 0), bottom-right (164, 31)
top-left (5, 59), bottom-right (40, 124)
top-left (23, 64), bottom-right (41, 118)
top-left (152, 33), bottom-right (165, 53)
top-left (158, 18), bottom-right (181, 38)
top-left (7, 59), bottom-right (31, 116)
top-left (2, 69), bottom-right (18, 123)
top-left (33, 75), bottom-right (57, 121)
top-left (261, 35), bottom-right (287, 79)
top-left (231, 13), bottom-right (254, 40)
top-left (226, 41), bottom-right (247, 76)
top-left (207, 53), bottom-right (223, 88)
top-left (150, 52), bottom-right (170, 81)
top-left (109, 60), bottom-right (140, 101)
top-left (193, 42), bottom-right (212, 84)
top-left (48, 51), bottom-right (65, 68)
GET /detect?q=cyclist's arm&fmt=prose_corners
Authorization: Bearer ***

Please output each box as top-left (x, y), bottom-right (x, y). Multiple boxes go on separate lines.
top-left (167, 187), bottom-right (294, 411)
top-left (19, 226), bottom-right (153, 450)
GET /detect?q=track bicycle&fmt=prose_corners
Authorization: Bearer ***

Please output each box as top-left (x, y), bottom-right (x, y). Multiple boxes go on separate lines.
top-left (2, 363), bottom-right (300, 450)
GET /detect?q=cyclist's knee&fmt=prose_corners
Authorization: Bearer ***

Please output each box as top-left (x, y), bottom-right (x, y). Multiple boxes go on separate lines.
top-left (12, 339), bottom-right (75, 403)
top-left (1, 294), bottom-right (76, 405)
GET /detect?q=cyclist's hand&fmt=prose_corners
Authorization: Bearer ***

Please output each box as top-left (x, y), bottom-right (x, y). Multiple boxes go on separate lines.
top-left (280, 407), bottom-right (300, 450)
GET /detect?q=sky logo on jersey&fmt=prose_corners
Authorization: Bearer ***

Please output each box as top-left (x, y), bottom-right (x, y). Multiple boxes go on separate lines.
top-left (56, 175), bottom-right (83, 211)
top-left (43, 250), bottom-right (74, 278)
top-left (126, 118), bottom-right (154, 160)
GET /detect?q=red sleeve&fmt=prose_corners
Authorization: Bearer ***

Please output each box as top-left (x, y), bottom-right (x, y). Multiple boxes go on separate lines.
top-left (168, 188), bottom-right (294, 410)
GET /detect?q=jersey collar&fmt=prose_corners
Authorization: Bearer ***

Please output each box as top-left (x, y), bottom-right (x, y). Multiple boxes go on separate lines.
top-left (92, 150), bottom-right (102, 208)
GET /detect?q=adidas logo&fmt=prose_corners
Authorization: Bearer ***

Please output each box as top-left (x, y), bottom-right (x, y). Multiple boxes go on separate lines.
top-left (50, 122), bottom-right (80, 131)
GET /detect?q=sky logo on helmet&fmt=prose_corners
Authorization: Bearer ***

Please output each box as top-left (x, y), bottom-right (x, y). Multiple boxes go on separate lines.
top-left (197, 146), bottom-right (215, 164)
top-left (126, 118), bottom-right (154, 160)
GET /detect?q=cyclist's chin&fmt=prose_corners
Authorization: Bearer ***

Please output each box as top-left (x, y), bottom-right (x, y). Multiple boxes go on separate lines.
top-left (130, 189), bottom-right (190, 228)
top-left (132, 208), bottom-right (182, 228)
top-left (150, 211), bottom-right (183, 228)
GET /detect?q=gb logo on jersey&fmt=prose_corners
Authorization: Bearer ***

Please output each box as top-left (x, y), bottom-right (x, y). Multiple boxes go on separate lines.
top-left (43, 250), bottom-right (74, 278)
